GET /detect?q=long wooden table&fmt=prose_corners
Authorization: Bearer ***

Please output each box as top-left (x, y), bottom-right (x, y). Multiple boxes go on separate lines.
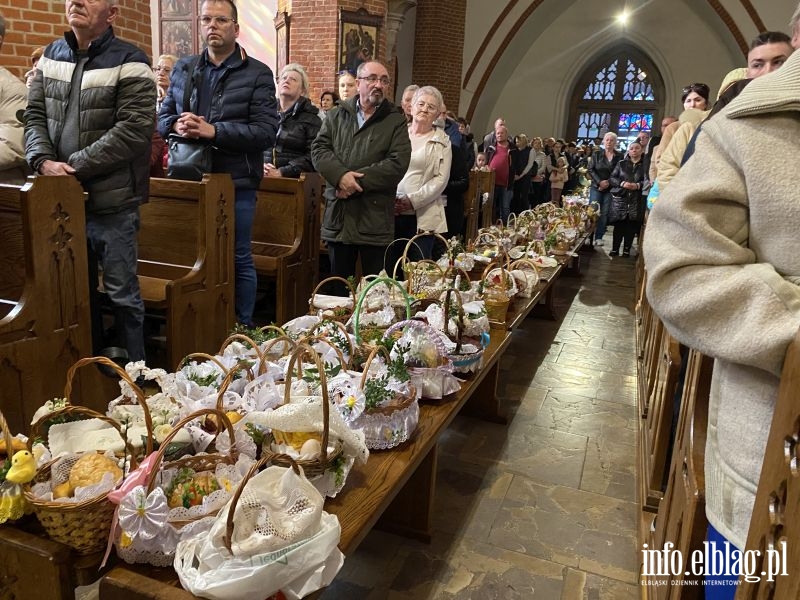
top-left (67, 232), bottom-right (594, 599)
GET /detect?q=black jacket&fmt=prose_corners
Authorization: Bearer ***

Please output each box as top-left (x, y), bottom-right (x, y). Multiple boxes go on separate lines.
top-left (265, 96), bottom-right (322, 177)
top-left (589, 149), bottom-right (623, 189)
top-left (25, 27), bottom-right (155, 215)
top-left (608, 158), bottom-right (645, 223)
top-left (158, 44), bottom-right (278, 190)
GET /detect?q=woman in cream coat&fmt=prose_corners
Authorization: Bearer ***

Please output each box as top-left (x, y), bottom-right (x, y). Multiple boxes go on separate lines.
top-left (644, 51), bottom-right (800, 594)
top-left (394, 85), bottom-right (452, 260)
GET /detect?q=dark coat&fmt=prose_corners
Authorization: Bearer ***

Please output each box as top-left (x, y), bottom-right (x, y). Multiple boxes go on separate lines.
top-left (608, 158), bottom-right (645, 223)
top-left (264, 96), bottom-right (322, 177)
top-left (158, 44), bottom-right (279, 190)
top-left (588, 149), bottom-right (623, 189)
top-left (25, 27), bottom-right (155, 215)
top-left (311, 96), bottom-right (411, 246)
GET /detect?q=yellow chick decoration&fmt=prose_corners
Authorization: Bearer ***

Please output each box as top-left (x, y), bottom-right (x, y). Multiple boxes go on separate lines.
top-left (5, 450), bottom-right (37, 484)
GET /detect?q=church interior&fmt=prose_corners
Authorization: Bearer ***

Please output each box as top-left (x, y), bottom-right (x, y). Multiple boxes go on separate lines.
top-left (0, 0), bottom-right (798, 598)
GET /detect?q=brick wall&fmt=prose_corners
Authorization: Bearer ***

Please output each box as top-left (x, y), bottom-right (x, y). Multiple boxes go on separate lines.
top-left (280, 0), bottom-right (389, 104)
top-left (412, 0), bottom-right (465, 115)
top-left (0, 0), bottom-right (153, 80)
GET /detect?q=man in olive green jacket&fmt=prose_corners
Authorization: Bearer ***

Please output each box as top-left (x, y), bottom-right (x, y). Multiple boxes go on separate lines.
top-left (311, 60), bottom-right (410, 280)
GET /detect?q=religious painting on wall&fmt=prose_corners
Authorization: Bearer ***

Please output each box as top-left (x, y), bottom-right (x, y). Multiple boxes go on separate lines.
top-left (275, 11), bottom-right (290, 73)
top-left (338, 8), bottom-right (382, 75)
top-left (161, 20), bottom-right (193, 59)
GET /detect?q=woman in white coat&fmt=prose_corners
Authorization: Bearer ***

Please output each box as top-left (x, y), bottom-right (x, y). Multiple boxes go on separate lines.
top-left (393, 85), bottom-right (452, 260)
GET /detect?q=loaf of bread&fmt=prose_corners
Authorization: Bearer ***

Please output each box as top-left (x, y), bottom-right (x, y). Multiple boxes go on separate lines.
top-left (68, 453), bottom-right (122, 490)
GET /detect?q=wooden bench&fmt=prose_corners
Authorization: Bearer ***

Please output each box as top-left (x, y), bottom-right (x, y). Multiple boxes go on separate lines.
top-left (468, 170), bottom-right (496, 230)
top-left (639, 348), bottom-right (712, 597)
top-left (737, 329), bottom-right (800, 599)
top-left (252, 173), bottom-right (322, 324)
top-left (138, 174), bottom-right (235, 370)
top-left (0, 176), bottom-right (94, 433)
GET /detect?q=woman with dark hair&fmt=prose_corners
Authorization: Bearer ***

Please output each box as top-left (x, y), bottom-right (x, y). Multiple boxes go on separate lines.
top-left (337, 70), bottom-right (357, 102)
top-left (608, 140), bottom-right (645, 257)
top-left (681, 82), bottom-right (710, 110)
top-left (510, 133), bottom-right (533, 214)
top-left (319, 90), bottom-right (339, 119)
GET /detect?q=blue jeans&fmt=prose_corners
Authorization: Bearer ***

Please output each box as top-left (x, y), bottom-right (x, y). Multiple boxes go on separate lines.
top-left (703, 524), bottom-right (739, 599)
top-left (493, 186), bottom-right (512, 224)
top-left (86, 209), bottom-right (145, 361)
top-left (591, 187), bottom-right (612, 240)
top-left (234, 189), bottom-right (257, 326)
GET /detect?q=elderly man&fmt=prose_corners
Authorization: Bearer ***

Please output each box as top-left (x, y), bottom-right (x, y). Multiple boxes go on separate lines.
top-left (25, 0), bottom-right (155, 363)
top-left (311, 60), bottom-right (410, 281)
top-left (0, 14), bottom-right (29, 185)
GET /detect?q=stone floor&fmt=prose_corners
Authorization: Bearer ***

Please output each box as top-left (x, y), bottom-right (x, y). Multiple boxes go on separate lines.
top-left (320, 237), bottom-right (641, 600)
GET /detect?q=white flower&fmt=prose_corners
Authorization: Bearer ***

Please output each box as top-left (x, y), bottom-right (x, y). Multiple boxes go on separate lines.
top-left (118, 486), bottom-right (168, 541)
top-left (338, 391), bottom-right (365, 423)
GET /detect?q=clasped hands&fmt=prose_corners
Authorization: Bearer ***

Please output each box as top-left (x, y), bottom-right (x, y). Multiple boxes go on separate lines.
top-left (335, 171), bottom-right (364, 199)
top-left (173, 112), bottom-right (215, 140)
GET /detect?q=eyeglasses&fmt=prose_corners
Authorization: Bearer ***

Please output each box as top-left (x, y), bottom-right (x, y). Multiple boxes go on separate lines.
top-left (199, 15), bottom-right (236, 26)
top-left (414, 101), bottom-right (438, 113)
top-left (682, 83), bottom-right (709, 96)
top-left (358, 75), bottom-right (391, 86)
top-left (153, 66), bottom-right (172, 73)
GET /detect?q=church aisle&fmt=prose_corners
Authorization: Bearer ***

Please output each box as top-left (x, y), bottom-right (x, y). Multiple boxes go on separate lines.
top-left (321, 241), bottom-right (641, 599)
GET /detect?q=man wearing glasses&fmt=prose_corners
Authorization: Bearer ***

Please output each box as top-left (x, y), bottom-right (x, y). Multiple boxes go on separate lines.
top-left (159, 0), bottom-right (278, 327)
top-left (312, 61), bottom-right (410, 282)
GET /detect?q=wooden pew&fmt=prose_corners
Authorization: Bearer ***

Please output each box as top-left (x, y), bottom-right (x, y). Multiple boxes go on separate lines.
top-left (640, 348), bottom-right (712, 598)
top-left (0, 176), bottom-right (93, 433)
top-left (736, 329), bottom-right (800, 599)
top-left (138, 174), bottom-right (235, 369)
top-left (471, 170), bottom-right (496, 230)
top-left (464, 170), bottom-right (491, 242)
top-left (252, 173), bottom-right (322, 324)
top-left (638, 325), bottom-right (682, 512)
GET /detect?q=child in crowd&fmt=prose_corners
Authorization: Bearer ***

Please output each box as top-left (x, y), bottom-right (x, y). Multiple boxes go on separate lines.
top-left (473, 152), bottom-right (491, 172)
top-left (549, 156), bottom-right (569, 205)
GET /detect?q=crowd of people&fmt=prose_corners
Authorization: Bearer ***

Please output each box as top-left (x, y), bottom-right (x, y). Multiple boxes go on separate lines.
top-left (4, 5), bottom-right (800, 597)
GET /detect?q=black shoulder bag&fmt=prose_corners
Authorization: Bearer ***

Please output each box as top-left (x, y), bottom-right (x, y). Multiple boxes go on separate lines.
top-left (167, 55), bottom-right (213, 181)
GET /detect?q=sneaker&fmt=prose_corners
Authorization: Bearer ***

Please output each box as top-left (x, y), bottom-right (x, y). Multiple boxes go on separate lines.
top-left (609, 250), bottom-right (619, 257)
top-left (595, 239), bottom-right (604, 246)
top-left (623, 249), bottom-right (631, 257)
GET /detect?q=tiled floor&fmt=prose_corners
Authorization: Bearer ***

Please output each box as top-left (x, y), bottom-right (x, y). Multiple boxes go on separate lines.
top-left (321, 239), bottom-right (641, 599)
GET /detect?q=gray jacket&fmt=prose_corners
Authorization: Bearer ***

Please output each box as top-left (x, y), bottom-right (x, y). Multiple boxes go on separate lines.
top-left (25, 27), bottom-right (155, 215)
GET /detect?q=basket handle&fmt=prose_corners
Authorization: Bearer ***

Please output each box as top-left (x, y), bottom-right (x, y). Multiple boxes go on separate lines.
top-left (222, 451), bottom-right (300, 554)
top-left (144, 407), bottom-right (237, 495)
top-left (296, 334), bottom-right (349, 372)
top-left (383, 319), bottom-right (449, 357)
top-left (214, 360), bottom-right (257, 412)
top-left (218, 334), bottom-right (267, 375)
top-left (353, 276), bottom-right (412, 345)
top-left (442, 287), bottom-right (465, 354)
top-left (382, 237), bottom-right (419, 280)
top-left (309, 276), bottom-right (356, 312)
top-left (261, 335), bottom-right (297, 358)
top-left (281, 344), bottom-right (332, 464)
top-left (176, 352), bottom-right (230, 374)
top-left (359, 345), bottom-right (392, 389)
top-left (28, 404), bottom-right (139, 471)
top-left (309, 319), bottom-right (353, 364)
top-left (63, 356), bottom-right (153, 456)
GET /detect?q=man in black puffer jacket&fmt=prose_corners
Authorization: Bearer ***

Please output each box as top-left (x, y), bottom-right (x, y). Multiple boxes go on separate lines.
top-left (159, 0), bottom-right (278, 326)
top-left (25, 0), bottom-right (156, 362)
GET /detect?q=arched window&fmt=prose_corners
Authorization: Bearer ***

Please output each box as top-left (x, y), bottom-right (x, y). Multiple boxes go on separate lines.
top-left (567, 44), bottom-right (664, 148)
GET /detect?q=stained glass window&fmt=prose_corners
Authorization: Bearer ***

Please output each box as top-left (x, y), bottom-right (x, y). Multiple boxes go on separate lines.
top-left (568, 45), bottom-right (663, 146)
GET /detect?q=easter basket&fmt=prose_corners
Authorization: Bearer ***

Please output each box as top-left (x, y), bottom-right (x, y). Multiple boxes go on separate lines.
top-left (268, 344), bottom-right (346, 480)
top-left (384, 320), bottom-right (460, 400)
top-left (24, 357), bottom-right (148, 554)
top-left (309, 276), bottom-right (357, 324)
top-left (113, 407), bottom-right (245, 567)
top-left (480, 261), bottom-right (515, 329)
top-left (509, 258), bottom-right (541, 298)
top-left (441, 289), bottom-right (488, 375)
top-left (352, 346), bottom-right (419, 450)
top-left (352, 276), bottom-right (411, 362)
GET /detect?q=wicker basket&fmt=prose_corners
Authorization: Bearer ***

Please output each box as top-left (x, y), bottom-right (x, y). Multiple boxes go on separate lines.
top-left (480, 261), bottom-right (514, 330)
top-left (353, 346), bottom-right (418, 450)
top-left (269, 344), bottom-right (344, 479)
top-left (509, 258), bottom-right (541, 298)
top-left (25, 404), bottom-right (136, 555)
top-left (309, 276), bottom-right (356, 323)
top-left (352, 275), bottom-right (411, 349)
top-left (442, 288), bottom-right (486, 375)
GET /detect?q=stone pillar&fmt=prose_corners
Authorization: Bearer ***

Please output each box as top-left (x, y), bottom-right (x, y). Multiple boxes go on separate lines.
top-left (412, 0), bottom-right (466, 114)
